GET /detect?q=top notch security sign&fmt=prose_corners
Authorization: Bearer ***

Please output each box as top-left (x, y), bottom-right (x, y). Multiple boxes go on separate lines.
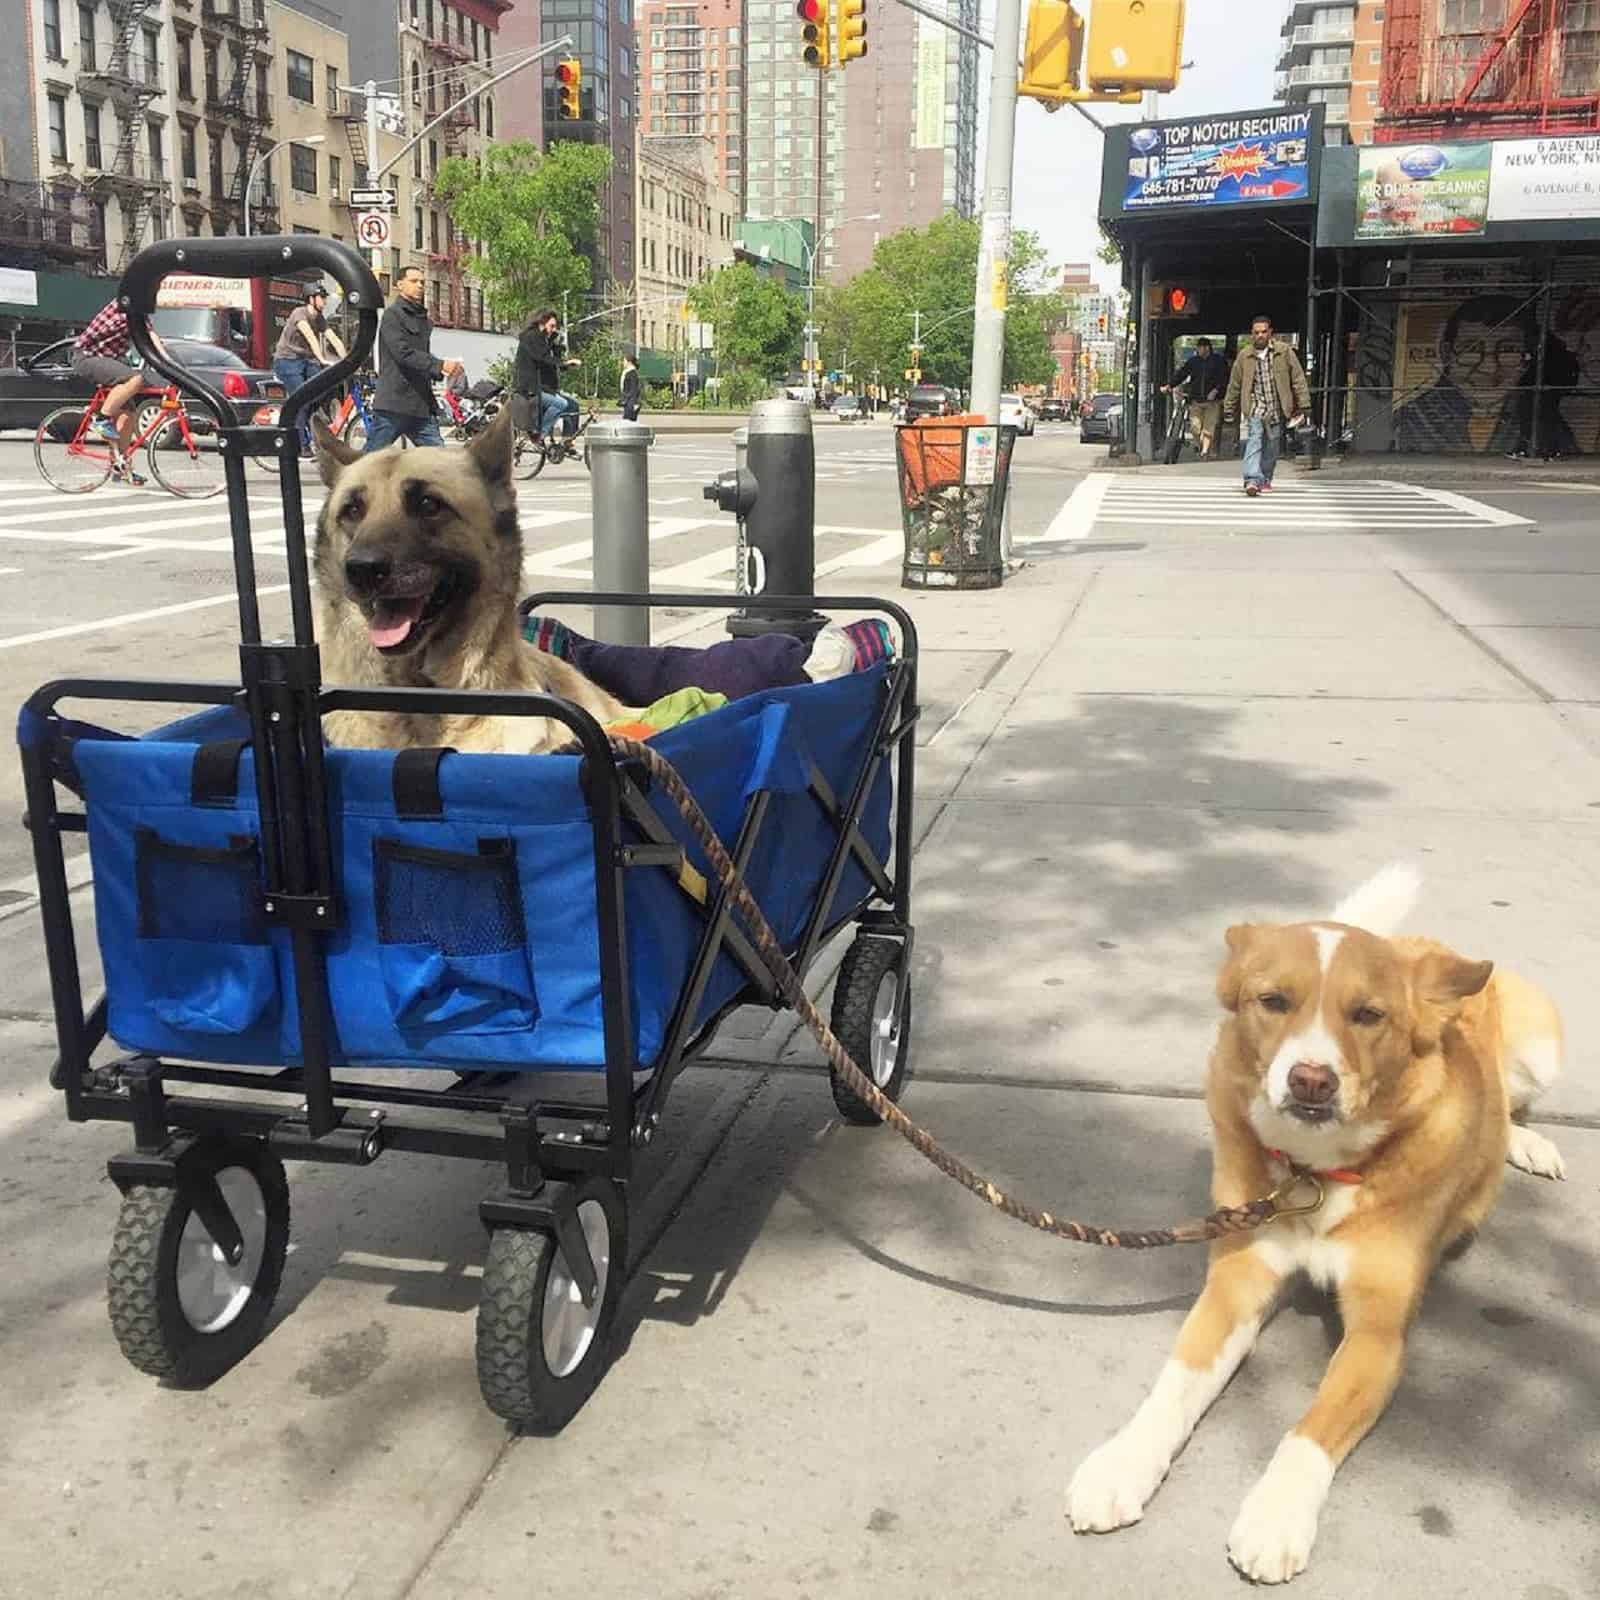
top-left (1122, 109), bottom-right (1317, 212)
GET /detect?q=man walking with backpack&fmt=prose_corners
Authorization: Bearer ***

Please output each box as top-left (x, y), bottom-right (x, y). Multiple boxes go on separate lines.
top-left (1223, 316), bottom-right (1311, 497)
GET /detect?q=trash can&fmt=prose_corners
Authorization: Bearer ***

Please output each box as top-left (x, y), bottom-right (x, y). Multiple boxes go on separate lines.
top-left (895, 416), bottom-right (1017, 590)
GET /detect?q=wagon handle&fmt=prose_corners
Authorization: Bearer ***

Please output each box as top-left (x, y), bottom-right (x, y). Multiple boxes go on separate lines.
top-left (118, 236), bottom-right (382, 435)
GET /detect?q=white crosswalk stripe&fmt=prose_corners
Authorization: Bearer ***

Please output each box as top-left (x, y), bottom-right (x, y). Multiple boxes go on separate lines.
top-left (1029, 473), bottom-right (1533, 542)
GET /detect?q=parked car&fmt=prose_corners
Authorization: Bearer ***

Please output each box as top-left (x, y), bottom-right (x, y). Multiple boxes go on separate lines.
top-left (1079, 391), bottom-right (1124, 444)
top-left (0, 336), bottom-right (285, 437)
top-left (1039, 397), bottom-right (1067, 422)
top-left (999, 392), bottom-right (1035, 437)
top-left (830, 393), bottom-right (867, 422)
top-left (904, 383), bottom-right (958, 420)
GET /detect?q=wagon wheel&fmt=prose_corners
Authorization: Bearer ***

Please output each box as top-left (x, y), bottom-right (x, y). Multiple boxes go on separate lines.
top-left (476, 1177), bottom-right (626, 1430)
top-left (107, 1136), bottom-right (290, 1387)
top-left (828, 935), bottom-right (912, 1126)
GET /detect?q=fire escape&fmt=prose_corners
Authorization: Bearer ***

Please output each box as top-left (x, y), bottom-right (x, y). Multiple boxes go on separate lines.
top-left (425, 28), bottom-right (478, 325)
top-left (1379, 0), bottom-right (1600, 142)
top-left (77, 0), bottom-right (169, 272)
top-left (201, 0), bottom-right (273, 235)
top-left (0, 181), bottom-right (101, 272)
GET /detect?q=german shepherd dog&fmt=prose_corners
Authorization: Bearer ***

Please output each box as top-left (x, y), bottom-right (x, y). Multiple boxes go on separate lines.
top-left (312, 406), bottom-right (634, 754)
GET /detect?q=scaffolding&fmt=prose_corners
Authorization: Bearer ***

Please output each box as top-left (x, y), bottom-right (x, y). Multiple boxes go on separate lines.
top-left (1378, 0), bottom-right (1600, 141)
top-left (0, 179), bottom-right (103, 270)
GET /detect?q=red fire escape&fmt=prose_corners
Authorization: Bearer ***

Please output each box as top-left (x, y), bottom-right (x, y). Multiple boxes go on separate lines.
top-left (1378, 0), bottom-right (1600, 143)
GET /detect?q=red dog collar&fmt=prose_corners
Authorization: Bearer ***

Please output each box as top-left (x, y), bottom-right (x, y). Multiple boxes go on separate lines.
top-left (1267, 1148), bottom-right (1365, 1185)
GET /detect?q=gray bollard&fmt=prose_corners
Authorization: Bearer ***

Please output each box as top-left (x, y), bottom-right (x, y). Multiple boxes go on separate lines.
top-left (587, 419), bottom-right (653, 647)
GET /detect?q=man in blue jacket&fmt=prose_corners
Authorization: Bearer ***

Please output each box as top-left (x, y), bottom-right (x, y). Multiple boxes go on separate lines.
top-left (365, 265), bottom-right (461, 452)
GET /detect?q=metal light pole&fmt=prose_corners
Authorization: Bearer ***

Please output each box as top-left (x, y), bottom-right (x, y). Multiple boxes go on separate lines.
top-left (244, 134), bottom-right (324, 238)
top-left (968, 0), bottom-right (1023, 426)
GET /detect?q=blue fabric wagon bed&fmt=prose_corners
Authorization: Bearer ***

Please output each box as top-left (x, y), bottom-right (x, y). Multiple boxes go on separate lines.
top-left (67, 664), bottom-right (894, 1075)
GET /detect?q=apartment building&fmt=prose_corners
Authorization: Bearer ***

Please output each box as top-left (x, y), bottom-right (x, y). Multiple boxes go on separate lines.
top-left (1274, 0), bottom-right (1385, 146)
top-left (634, 133), bottom-right (736, 356)
top-left (635, 0), bottom-right (743, 206)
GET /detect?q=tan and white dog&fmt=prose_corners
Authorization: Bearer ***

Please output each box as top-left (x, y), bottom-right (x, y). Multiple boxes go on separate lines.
top-left (1068, 864), bottom-right (1566, 1584)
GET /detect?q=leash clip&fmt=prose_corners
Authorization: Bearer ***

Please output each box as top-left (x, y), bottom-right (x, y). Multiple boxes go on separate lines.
top-left (1266, 1169), bottom-right (1326, 1219)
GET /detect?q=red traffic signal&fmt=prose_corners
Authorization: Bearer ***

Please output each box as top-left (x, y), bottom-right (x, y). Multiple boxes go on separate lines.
top-left (798, 0), bottom-right (830, 68)
top-left (1168, 286), bottom-right (1188, 313)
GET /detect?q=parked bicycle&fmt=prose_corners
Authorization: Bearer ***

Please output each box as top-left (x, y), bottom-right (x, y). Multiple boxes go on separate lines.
top-left (512, 402), bottom-right (599, 480)
top-left (34, 384), bottom-right (226, 498)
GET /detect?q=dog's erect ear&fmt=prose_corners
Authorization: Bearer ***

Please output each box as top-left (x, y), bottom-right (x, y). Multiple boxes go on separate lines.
top-left (1216, 923), bottom-right (1260, 1012)
top-left (1414, 951), bottom-right (1493, 1006)
top-left (465, 400), bottom-right (515, 489)
top-left (312, 414), bottom-right (361, 488)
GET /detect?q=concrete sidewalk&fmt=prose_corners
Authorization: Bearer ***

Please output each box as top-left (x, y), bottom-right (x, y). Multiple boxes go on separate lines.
top-left (2, 484), bottom-right (1598, 1596)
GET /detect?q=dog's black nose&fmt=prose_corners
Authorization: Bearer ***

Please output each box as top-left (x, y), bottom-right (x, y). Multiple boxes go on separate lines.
top-left (344, 552), bottom-right (392, 595)
top-left (1288, 1061), bottom-right (1338, 1105)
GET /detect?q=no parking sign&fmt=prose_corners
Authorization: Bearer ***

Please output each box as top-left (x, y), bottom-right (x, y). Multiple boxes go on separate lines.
top-left (357, 211), bottom-right (391, 250)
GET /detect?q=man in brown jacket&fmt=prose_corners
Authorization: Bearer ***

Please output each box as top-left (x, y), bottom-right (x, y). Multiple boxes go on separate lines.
top-left (1223, 316), bottom-right (1312, 496)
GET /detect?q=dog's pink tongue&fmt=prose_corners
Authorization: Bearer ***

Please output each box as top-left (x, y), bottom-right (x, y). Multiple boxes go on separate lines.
top-left (369, 597), bottom-right (425, 649)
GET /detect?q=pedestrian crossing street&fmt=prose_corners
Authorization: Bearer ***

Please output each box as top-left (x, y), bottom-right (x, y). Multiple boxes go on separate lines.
top-left (1032, 472), bottom-right (1534, 543)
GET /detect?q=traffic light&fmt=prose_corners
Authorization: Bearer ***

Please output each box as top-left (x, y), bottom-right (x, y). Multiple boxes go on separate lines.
top-left (838, 0), bottom-right (867, 63)
top-left (556, 56), bottom-right (582, 120)
top-left (1097, 313), bottom-right (1107, 333)
top-left (1086, 0), bottom-right (1185, 94)
top-left (1164, 284), bottom-right (1197, 317)
top-left (797, 0), bottom-right (830, 68)
top-left (1021, 1), bottom-right (1086, 97)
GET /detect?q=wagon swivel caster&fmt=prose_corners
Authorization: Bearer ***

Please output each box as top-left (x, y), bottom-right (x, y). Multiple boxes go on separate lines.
top-left (106, 1135), bottom-right (290, 1387)
top-left (476, 1176), bottom-right (627, 1431)
top-left (828, 934), bottom-right (913, 1125)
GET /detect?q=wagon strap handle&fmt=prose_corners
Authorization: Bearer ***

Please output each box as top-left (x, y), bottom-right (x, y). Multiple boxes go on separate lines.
top-left (608, 733), bottom-right (1325, 1248)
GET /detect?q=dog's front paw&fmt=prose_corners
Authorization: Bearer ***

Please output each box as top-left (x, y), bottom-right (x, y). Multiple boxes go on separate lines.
top-left (1067, 1428), bottom-right (1170, 1533)
top-left (1507, 1125), bottom-right (1566, 1180)
top-left (1226, 1437), bottom-right (1332, 1585)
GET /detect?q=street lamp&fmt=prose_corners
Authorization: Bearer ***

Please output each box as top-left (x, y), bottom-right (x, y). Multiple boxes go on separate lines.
top-left (244, 134), bottom-right (325, 238)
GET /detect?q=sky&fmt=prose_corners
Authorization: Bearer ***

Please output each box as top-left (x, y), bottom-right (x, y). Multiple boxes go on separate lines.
top-left (992, 0), bottom-right (1287, 291)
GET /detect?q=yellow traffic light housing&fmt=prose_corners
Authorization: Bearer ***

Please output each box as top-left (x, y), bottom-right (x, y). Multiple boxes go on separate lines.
top-left (838, 0), bottom-right (867, 63)
top-left (798, 0), bottom-right (831, 68)
top-left (1021, 0), bottom-right (1085, 97)
top-left (1086, 0), bottom-right (1185, 94)
top-left (556, 56), bottom-right (582, 120)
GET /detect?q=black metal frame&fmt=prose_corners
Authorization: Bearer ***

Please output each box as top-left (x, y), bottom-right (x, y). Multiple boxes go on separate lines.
top-left (18, 230), bottom-right (919, 1263)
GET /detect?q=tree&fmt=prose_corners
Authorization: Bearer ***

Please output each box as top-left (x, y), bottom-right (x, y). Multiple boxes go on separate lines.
top-left (1096, 232), bottom-right (1122, 267)
top-left (687, 261), bottom-right (806, 393)
top-left (433, 140), bottom-right (612, 329)
top-left (822, 215), bottom-right (1065, 394)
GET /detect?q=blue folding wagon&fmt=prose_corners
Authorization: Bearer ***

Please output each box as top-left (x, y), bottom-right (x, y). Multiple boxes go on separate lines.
top-left (19, 238), bottom-right (918, 1428)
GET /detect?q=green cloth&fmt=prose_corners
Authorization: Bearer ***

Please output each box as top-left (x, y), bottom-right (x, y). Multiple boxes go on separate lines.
top-left (607, 686), bottom-right (728, 737)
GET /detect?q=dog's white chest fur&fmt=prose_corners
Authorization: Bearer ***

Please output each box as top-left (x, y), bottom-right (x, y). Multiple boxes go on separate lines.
top-left (1248, 1170), bottom-right (1360, 1289)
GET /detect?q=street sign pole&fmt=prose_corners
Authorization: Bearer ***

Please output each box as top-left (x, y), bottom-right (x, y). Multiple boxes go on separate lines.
top-left (365, 80), bottom-right (383, 284)
top-left (969, 0), bottom-right (1022, 428)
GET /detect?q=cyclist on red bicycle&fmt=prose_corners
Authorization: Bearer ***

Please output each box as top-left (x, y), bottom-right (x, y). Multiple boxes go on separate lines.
top-left (71, 299), bottom-right (172, 484)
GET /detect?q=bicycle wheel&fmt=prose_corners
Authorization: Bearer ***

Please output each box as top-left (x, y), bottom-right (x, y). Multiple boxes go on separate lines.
top-left (34, 407), bottom-right (113, 493)
top-left (1162, 405), bottom-right (1188, 466)
top-left (147, 416), bottom-right (226, 499)
top-left (513, 429), bottom-right (546, 480)
top-left (341, 413), bottom-right (368, 454)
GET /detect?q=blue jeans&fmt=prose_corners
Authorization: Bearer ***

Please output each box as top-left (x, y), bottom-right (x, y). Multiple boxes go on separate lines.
top-left (540, 391), bottom-right (579, 438)
top-left (1243, 415), bottom-right (1280, 487)
top-left (273, 356), bottom-right (320, 448)
top-left (363, 409), bottom-right (447, 453)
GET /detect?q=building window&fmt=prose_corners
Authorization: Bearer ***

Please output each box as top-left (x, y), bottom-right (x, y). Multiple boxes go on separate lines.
top-left (47, 94), bottom-right (67, 161)
top-left (177, 33), bottom-right (194, 97)
top-left (289, 141), bottom-right (318, 192)
top-left (43, 0), bottom-right (63, 60)
top-left (210, 137), bottom-right (224, 196)
top-left (143, 26), bottom-right (159, 86)
top-left (77, 3), bottom-right (95, 69)
top-left (430, 210), bottom-right (440, 252)
top-left (329, 153), bottom-right (341, 194)
top-left (485, 96), bottom-right (494, 136)
top-left (413, 141), bottom-right (423, 177)
top-left (181, 123), bottom-right (197, 180)
top-left (1370, 47), bottom-right (1382, 64)
top-left (148, 120), bottom-right (165, 178)
top-left (429, 137), bottom-right (439, 176)
top-left (84, 102), bottom-right (102, 167)
top-left (413, 206), bottom-right (424, 249)
top-left (327, 64), bottom-right (340, 114)
top-left (411, 61), bottom-right (422, 103)
top-left (205, 46), bottom-right (219, 101)
top-left (287, 48), bottom-right (315, 104)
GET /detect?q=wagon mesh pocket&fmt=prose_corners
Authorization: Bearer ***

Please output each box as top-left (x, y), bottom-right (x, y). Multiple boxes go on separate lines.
top-left (133, 828), bottom-right (278, 1036)
top-left (374, 837), bottom-right (537, 1036)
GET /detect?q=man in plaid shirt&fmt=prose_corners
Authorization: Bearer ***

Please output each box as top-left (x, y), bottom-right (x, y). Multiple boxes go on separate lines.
top-left (71, 299), bottom-right (170, 481)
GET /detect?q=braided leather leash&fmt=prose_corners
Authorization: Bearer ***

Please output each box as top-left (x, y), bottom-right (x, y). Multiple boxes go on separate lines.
top-left (609, 736), bottom-right (1325, 1248)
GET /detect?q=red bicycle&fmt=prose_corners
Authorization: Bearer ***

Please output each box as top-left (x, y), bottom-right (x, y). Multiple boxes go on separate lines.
top-left (34, 384), bottom-right (226, 498)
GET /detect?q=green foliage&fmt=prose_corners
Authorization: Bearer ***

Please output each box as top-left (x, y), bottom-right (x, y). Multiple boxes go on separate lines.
top-left (644, 381), bottom-right (676, 411)
top-left (486, 352), bottom-right (515, 392)
top-left (815, 214), bottom-right (1064, 393)
top-left (1096, 232), bottom-right (1122, 267)
top-left (687, 262), bottom-right (806, 383)
top-left (433, 140), bottom-right (612, 328)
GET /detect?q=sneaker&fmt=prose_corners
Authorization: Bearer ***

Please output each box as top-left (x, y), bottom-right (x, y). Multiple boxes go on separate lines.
top-left (1259, 482), bottom-right (1276, 493)
top-left (110, 459), bottom-right (147, 487)
top-left (89, 416), bottom-right (120, 445)
top-left (1244, 482), bottom-right (1260, 497)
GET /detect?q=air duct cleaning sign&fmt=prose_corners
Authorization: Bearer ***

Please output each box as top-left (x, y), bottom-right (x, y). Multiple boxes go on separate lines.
top-left (1356, 143), bottom-right (1491, 239)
